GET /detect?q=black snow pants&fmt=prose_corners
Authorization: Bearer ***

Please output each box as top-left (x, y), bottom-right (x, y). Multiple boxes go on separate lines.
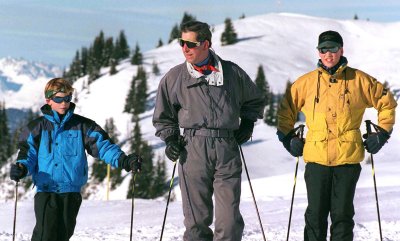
top-left (31, 192), bottom-right (82, 241)
top-left (304, 162), bottom-right (361, 241)
top-left (179, 129), bottom-right (244, 241)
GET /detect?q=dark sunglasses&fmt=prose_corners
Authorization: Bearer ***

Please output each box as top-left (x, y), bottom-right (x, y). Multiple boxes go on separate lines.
top-left (178, 38), bottom-right (203, 48)
top-left (318, 46), bottom-right (340, 54)
top-left (52, 95), bottom-right (72, 104)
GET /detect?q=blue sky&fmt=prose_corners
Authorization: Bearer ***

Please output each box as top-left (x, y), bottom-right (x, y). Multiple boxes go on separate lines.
top-left (1, 0), bottom-right (400, 67)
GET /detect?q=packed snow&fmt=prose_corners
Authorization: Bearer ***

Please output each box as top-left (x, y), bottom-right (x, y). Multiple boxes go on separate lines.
top-left (1, 13), bottom-right (399, 240)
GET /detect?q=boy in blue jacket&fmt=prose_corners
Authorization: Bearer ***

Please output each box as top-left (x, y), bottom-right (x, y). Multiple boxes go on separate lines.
top-left (10, 77), bottom-right (142, 241)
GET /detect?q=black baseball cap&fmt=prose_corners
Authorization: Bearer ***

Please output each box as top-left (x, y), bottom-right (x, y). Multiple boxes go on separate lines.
top-left (317, 30), bottom-right (343, 48)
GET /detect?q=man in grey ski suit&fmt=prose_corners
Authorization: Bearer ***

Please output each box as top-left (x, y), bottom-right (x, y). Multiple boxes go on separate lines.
top-left (153, 21), bottom-right (265, 241)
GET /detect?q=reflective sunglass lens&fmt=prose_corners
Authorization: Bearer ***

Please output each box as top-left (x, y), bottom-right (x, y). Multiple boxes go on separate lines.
top-left (319, 46), bottom-right (340, 54)
top-left (178, 39), bottom-right (199, 49)
top-left (52, 95), bottom-right (72, 103)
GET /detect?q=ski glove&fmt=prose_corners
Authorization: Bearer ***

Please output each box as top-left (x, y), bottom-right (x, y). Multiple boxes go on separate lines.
top-left (363, 129), bottom-right (390, 154)
top-left (234, 119), bottom-right (255, 145)
top-left (10, 163), bottom-right (27, 182)
top-left (118, 153), bottom-right (142, 173)
top-left (279, 130), bottom-right (305, 157)
top-left (165, 135), bottom-right (186, 161)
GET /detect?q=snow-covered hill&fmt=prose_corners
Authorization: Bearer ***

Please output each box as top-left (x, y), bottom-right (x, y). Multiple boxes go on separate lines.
top-left (0, 57), bottom-right (62, 110)
top-left (1, 13), bottom-right (399, 240)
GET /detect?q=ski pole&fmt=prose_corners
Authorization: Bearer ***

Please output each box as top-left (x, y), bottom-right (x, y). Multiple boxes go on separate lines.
top-left (12, 181), bottom-right (19, 241)
top-left (160, 161), bottom-right (177, 241)
top-left (365, 120), bottom-right (383, 241)
top-left (286, 124), bottom-right (305, 241)
top-left (130, 173), bottom-right (137, 241)
top-left (239, 145), bottom-right (267, 241)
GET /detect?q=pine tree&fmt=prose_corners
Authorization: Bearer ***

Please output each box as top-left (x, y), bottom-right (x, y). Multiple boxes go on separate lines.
top-left (131, 43), bottom-right (143, 65)
top-left (221, 18), bottom-right (238, 46)
top-left (113, 30), bottom-right (130, 61)
top-left (181, 12), bottom-right (196, 25)
top-left (157, 38), bottom-right (163, 48)
top-left (269, 80), bottom-right (292, 126)
top-left (169, 12), bottom-right (197, 43)
top-left (127, 119), bottom-right (153, 198)
top-left (152, 60), bottom-right (160, 75)
top-left (124, 66), bottom-right (148, 116)
top-left (169, 24), bottom-right (180, 43)
top-left (92, 31), bottom-right (105, 70)
top-left (109, 58), bottom-right (118, 75)
top-left (254, 65), bottom-right (273, 125)
top-left (10, 109), bottom-right (40, 164)
top-left (127, 119), bottom-right (167, 199)
top-left (80, 47), bottom-right (89, 76)
top-left (151, 155), bottom-right (168, 197)
top-left (91, 118), bottom-right (123, 189)
top-left (118, 30), bottom-right (130, 59)
top-left (264, 91), bottom-right (276, 126)
top-left (133, 66), bottom-right (148, 116)
top-left (0, 102), bottom-right (11, 166)
top-left (87, 55), bottom-right (100, 84)
top-left (124, 74), bottom-right (137, 114)
top-left (69, 51), bottom-right (82, 83)
top-left (255, 65), bottom-right (270, 103)
top-left (103, 37), bottom-right (114, 67)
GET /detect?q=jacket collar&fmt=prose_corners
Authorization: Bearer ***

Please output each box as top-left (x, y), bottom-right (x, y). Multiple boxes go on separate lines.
top-left (318, 56), bottom-right (348, 78)
top-left (41, 102), bottom-right (75, 125)
top-left (185, 49), bottom-right (224, 87)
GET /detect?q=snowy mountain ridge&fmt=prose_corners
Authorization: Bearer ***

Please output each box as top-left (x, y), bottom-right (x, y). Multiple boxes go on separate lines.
top-left (0, 57), bottom-right (62, 109)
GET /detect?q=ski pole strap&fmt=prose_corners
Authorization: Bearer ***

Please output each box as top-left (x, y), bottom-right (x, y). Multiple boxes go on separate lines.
top-left (365, 120), bottom-right (372, 135)
top-left (291, 124), bottom-right (305, 140)
top-left (365, 120), bottom-right (391, 138)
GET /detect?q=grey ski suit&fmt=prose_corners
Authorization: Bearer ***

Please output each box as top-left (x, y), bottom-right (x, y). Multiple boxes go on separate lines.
top-left (153, 53), bottom-right (265, 241)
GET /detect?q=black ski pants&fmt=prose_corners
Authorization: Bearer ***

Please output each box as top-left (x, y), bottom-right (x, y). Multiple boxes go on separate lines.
top-left (31, 192), bottom-right (82, 241)
top-left (304, 163), bottom-right (361, 241)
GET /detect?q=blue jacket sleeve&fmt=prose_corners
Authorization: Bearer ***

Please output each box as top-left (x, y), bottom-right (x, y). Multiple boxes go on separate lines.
top-left (84, 121), bottom-right (124, 168)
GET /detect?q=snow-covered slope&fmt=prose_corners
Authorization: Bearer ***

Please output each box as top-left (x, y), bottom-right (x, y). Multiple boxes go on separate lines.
top-left (1, 12), bottom-right (399, 241)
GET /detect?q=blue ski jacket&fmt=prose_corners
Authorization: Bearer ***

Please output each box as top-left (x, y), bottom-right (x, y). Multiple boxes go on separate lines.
top-left (16, 103), bottom-right (124, 193)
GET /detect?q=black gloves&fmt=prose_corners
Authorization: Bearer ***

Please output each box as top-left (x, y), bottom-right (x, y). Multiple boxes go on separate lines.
top-left (363, 129), bottom-right (390, 154)
top-left (234, 119), bottom-right (255, 145)
top-left (165, 135), bottom-right (186, 161)
top-left (279, 129), bottom-right (305, 157)
top-left (10, 163), bottom-right (27, 182)
top-left (118, 153), bottom-right (142, 173)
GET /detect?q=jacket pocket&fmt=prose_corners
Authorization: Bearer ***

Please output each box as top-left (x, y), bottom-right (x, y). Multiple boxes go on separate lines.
top-left (304, 131), bottom-right (327, 162)
top-left (338, 130), bottom-right (364, 163)
top-left (64, 131), bottom-right (78, 156)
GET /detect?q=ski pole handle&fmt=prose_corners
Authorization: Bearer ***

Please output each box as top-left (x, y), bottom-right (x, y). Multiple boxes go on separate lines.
top-left (365, 120), bottom-right (372, 135)
top-left (298, 124), bottom-right (305, 140)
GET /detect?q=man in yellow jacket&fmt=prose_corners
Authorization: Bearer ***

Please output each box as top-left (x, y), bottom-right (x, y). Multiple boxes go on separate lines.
top-left (277, 30), bottom-right (397, 241)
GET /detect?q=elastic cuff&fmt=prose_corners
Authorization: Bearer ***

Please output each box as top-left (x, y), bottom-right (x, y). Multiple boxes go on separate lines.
top-left (117, 153), bottom-right (127, 168)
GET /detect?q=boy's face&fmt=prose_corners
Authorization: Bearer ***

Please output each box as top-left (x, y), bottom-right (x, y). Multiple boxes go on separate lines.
top-left (46, 92), bottom-right (72, 115)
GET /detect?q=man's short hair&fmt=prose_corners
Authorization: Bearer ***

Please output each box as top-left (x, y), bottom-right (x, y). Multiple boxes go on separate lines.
top-left (44, 78), bottom-right (74, 99)
top-left (180, 21), bottom-right (212, 47)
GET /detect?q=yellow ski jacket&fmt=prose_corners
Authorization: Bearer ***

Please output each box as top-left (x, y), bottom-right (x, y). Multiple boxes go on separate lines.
top-left (277, 63), bottom-right (397, 166)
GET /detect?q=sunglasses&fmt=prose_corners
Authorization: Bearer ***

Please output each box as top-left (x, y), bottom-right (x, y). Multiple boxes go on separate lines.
top-left (318, 46), bottom-right (340, 54)
top-left (178, 38), bottom-right (203, 48)
top-left (52, 95), bottom-right (72, 104)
